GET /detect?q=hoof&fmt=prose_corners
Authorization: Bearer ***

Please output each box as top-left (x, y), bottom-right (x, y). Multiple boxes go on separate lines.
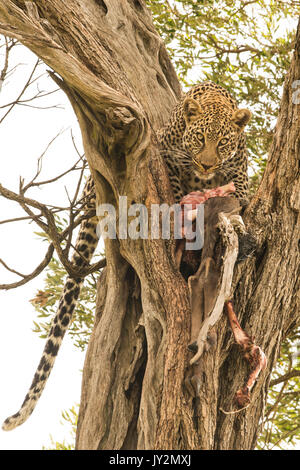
top-left (188, 341), bottom-right (198, 353)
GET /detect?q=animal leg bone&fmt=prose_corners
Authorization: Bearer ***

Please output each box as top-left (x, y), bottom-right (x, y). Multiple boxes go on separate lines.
top-left (225, 300), bottom-right (267, 407)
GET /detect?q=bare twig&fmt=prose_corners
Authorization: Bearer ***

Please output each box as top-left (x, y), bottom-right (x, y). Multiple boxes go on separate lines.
top-left (0, 214), bottom-right (37, 225)
top-left (26, 160), bottom-right (85, 190)
top-left (270, 424), bottom-right (300, 450)
top-left (64, 159), bottom-right (87, 258)
top-left (20, 129), bottom-right (68, 193)
top-left (265, 356), bottom-right (293, 420)
top-left (0, 207), bottom-right (105, 290)
top-left (0, 58), bottom-right (39, 123)
top-left (0, 36), bottom-right (17, 81)
top-left (70, 128), bottom-right (85, 160)
top-left (219, 404), bottom-right (251, 415)
top-left (0, 182), bottom-right (95, 278)
top-left (262, 355), bottom-right (293, 448)
top-left (0, 244), bottom-right (54, 290)
top-left (0, 258), bottom-right (26, 278)
top-left (269, 369), bottom-right (300, 387)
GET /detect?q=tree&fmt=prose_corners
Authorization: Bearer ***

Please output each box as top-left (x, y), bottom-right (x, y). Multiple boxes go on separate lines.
top-left (0, 0), bottom-right (299, 450)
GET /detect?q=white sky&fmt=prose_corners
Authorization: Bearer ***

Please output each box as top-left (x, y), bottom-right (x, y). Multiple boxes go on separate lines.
top-left (0, 44), bottom-right (87, 450)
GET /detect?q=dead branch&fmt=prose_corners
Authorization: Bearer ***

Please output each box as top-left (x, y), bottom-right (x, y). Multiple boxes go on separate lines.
top-left (0, 58), bottom-right (39, 123)
top-left (0, 36), bottom-right (16, 81)
top-left (0, 180), bottom-right (102, 278)
top-left (0, 258), bottom-right (27, 278)
top-left (63, 159), bottom-right (88, 259)
top-left (0, 244), bottom-right (54, 290)
top-left (1, 144), bottom-right (96, 285)
top-left (0, 206), bottom-right (106, 291)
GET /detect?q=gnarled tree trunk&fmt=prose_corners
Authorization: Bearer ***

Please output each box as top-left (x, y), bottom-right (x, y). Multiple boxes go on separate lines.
top-left (0, 1), bottom-right (299, 450)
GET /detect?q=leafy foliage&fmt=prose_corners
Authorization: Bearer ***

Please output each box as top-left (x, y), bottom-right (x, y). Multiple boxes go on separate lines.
top-left (31, 258), bottom-right (96, 351)
top-left (43, 406), bottom-right (78, 450)
top-left (258, 330), bottom-right (300, 449)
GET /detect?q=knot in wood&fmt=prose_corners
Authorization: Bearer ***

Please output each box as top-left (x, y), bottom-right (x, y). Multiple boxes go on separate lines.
top-left (106, 106), bottom-right (136, 130)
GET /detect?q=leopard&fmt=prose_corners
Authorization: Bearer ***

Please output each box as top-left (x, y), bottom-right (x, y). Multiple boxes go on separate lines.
top-left (158, 81), bottom-right (252, 206)
top-left (2, 81), bottom-right (252, 431)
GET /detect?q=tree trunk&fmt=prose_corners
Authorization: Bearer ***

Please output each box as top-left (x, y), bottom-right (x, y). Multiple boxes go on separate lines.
top-left (0, 1), bottom-right (299, 450)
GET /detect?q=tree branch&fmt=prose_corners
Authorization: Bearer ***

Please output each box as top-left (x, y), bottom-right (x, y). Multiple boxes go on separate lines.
top-left (0, 179), bottom-right (102, 279)
top-left (0, 244), bottom-right (54, 290)
top-left (0, 57), bottom-right (39, 124)
top-left (269, 369), bottom-right (300, 387)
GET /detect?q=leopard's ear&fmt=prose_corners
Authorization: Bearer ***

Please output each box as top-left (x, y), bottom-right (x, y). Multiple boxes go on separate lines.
top-left (232, 108), bottom-right (252, 130)
top-left (183, 98), bottom-right (202, 124)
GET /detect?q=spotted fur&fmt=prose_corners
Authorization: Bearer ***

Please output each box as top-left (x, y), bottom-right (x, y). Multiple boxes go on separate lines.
top-left (2, 176), bottom-right (97, 431)
top-left (158, 81), bottom-right (252, 205)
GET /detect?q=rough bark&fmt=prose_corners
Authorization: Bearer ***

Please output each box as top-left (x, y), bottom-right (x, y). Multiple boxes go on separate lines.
top-left (0, 1), bottom-right (299, 450)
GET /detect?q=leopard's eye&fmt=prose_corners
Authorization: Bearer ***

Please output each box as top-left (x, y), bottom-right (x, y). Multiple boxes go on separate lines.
top-left (219, 137), bottom-right (229, 146)
top-left (196, 132), bottom-right (205, 144)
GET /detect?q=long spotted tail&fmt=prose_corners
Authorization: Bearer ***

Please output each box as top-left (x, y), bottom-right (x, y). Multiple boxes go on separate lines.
top-left (2, 214), bottom-right (99, 431)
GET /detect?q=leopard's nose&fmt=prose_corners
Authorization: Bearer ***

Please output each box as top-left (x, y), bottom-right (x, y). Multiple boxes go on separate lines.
top-left (202, 163), bottom-right (213, 171)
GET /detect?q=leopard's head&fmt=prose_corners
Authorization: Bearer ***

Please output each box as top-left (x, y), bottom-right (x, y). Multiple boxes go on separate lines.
top-left (182, 97), bottom-right (252, 179)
